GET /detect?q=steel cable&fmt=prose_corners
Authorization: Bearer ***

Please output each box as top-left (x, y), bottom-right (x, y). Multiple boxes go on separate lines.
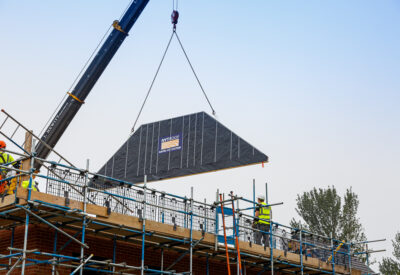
top-left (130, 31), bottom-right (175, 133)
top-left (131, 30), bottom-right (217, 134)
top-left (174, 31), bottom-right (216, 116)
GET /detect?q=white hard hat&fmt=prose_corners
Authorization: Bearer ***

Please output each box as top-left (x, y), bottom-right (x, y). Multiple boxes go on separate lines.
top-left (257, 195), bottom-right (265, 201)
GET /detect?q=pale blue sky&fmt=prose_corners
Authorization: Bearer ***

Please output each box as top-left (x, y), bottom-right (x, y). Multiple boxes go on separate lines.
top-left (1, 0), bottom-right (399, 268)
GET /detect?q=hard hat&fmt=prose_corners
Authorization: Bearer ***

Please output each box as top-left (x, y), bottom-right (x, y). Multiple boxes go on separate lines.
top-left (257, 194), bottom-right (265, 201)
top-left (0, 140), bottom-right (6, 149)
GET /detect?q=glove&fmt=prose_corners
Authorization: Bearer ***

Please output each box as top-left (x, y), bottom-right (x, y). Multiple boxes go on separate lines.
top-left (12, 161), bottom-right (21, 169)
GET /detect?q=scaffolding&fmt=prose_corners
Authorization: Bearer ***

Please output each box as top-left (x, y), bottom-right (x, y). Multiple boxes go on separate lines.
top-left (0, 109), bottom-right (384, 275)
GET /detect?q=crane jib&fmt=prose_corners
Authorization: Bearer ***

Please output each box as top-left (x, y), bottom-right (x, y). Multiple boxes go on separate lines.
top-left (35, 0), bottom-right (150, 170)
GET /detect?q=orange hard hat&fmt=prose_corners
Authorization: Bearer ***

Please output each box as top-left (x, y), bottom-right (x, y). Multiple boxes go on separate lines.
top-left (0, 141), bottom-right (6, 149)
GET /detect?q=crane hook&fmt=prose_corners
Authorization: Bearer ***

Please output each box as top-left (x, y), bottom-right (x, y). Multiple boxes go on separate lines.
top-left (171, 10), bottom-right (179, 31)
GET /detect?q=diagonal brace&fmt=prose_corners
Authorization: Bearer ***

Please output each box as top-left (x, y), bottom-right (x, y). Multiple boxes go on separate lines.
top-left (6, 256), bottom-right (22, 275)
top-left (57, 230), bottom-right (82, 253)
top-left (70, 254), bottom-right (93, 275)
top-left (21, 207), bottom-right (89, 249)
top-left (166, 238), bottom-right (204, 271)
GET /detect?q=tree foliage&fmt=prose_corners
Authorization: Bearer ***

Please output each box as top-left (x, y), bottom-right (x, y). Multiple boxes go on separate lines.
top-left (290, 186), bottom-right (366, 243)
top-left (379, 232), bottom-right (400, 275)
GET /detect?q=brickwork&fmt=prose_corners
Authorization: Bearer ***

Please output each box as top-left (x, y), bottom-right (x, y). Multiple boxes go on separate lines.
top-left (0, 225), bottom-right (267, 275)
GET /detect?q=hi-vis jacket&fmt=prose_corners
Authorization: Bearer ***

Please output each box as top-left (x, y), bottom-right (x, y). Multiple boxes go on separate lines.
top-left (0, 152), bottom-right (14, 173)
top-left (257, 202), bottom-right (271, 225)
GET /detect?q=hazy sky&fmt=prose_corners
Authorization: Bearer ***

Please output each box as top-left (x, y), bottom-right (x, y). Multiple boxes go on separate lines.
top-left (1, 0), bottom-right (399, 269)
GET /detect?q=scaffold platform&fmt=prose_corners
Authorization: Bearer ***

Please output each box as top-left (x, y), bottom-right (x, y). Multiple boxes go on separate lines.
top-left (0, 185), bottom-right (364, 274)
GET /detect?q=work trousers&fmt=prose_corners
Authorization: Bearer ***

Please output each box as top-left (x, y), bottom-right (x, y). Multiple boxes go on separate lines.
top-left (254, 223), bottom-right (270, 247)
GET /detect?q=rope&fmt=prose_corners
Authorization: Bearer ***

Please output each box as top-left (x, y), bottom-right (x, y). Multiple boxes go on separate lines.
top-left (174, 31), bottom-right (216, 116)
top-left (39, 24), bottom-right (113, 137)
top-left (130, 31), bottom-right (175, 133)
top-left (130, 28), bottom-right (217, 133)
top-left (38, 94), bottom-right (67, 138)
top-left (130, 2), bottom-right (216, 133)
top-left (119, 0), bottom-right (135, 21)
top-left (173, 0), bottom-right (179, 11)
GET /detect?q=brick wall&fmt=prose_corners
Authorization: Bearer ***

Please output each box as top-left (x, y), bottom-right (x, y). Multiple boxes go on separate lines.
top-left (0, 225), bottom-right (267, 274)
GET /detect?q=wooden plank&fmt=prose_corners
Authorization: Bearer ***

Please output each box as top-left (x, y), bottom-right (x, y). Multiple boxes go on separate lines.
top-left (13, 190), bottom-right (215, 243)
top-left (95, 212), bottom-right (215, 244)
top-left (86, 204), bottom-right (108, 217)
top-left (20, 131), bottom-right (32, 182)
top-left (16, 188), bottom-right (28, 202)
top-left (30, 191), bottom-right (82, 209)
top-left (0, 194), bottom-right (18, 208)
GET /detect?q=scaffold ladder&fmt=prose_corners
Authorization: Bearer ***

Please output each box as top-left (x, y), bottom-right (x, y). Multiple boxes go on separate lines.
top-left (0, 109), bottom-right (74, 167)
top-left (230, 192), bottom-right (243, 275)
top-left (219, 193), bottom-right (232, 275)
top-left (219, 193), bottom-right (244, 275)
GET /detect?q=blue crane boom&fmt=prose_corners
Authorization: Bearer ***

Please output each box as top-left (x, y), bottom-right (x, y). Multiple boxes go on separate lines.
top-left (35, 0), bottom-right (150, 170)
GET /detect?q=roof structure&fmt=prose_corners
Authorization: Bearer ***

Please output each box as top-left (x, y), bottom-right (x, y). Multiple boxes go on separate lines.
top-left (95, 112), bottom-right (268, 185)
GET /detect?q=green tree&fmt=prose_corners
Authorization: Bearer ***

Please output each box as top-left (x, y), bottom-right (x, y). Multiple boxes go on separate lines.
top-left (379, 232), bottom-right (400, 275)
top-left (290, 186), bottom-right (366, 243)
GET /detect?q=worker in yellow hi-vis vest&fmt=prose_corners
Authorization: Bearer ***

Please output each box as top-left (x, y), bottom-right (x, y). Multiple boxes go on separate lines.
top-left (254, 194), bottom-right (271, 246)
top-left (0, 141), bottom-right (15, 172)
top-left (21, 180), bottom-right (39, 192)
top-left (0, 140), bottom-right (18, 195)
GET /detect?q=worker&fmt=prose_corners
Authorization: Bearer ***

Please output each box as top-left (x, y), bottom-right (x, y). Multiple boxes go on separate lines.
top-left (254, 194), bottom-right (271, 246)
top-left (0, 140), bottom-right (15, 173)
top-left (21, 179), bottom-right (39, 192)
top-left (0, 140), bottom-right (17, 194)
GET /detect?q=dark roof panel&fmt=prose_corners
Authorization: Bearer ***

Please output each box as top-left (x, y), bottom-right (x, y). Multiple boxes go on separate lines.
top-left (96, 112), bottom-right (268, 184)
